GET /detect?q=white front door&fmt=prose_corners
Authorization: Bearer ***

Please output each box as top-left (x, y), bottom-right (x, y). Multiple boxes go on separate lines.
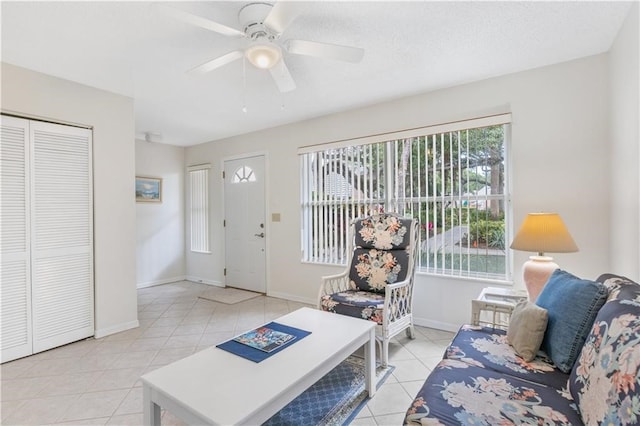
top-left (224, 155), bottom-right (266, 293)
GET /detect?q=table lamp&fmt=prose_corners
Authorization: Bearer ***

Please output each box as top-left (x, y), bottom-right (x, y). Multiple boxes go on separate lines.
top-left (510, 213), bottom-right (578, 301)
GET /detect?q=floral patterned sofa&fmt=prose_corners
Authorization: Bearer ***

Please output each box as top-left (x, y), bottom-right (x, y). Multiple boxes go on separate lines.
top-left (404, 273), bottom-right (640, 425)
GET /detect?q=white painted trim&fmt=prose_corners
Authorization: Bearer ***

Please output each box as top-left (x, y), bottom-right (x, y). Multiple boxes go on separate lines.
top-left (94, 320), bottom-right (139, 339)
top-left (185, 277), bottom-right (224, 287)
top-left (1, 109), bottom-right (92, 129)
top-left (268, 292), bottom-right (459, 333)
top-left (298, 113), bottom-right (512, 154)
top-left (265, 288), bottom-right (461, 333)
top-left (221, 150), bottom-right (268, 162)
top-left (413, 317), bottom-right (460, 333)
top-left (187, 163), bottom-right (211, 172)
top-left (415, 270), bottom-right (515, 286)
top-left (263, 152), bottom-right (271, 299)
top-left (267, 291), bottom-right (316, 306)
top-left (137, 276), bottom-right (187, 289)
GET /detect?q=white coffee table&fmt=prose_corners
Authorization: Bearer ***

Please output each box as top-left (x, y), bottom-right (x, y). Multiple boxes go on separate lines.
top-left (141, 307), bottom-right (377, 425)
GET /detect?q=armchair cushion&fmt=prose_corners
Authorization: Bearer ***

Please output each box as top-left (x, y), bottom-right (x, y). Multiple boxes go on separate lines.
top-left (349, 247), bottom-right (409, 293)
top-left (354, 215), bottom-right (412, 249)
top-left (319, 290), bottom-right (384, 324)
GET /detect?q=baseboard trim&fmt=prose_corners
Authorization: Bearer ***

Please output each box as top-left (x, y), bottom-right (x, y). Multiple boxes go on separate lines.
top-left (267, 291), bottom-right (316, 306)
top-left (94, 320), bottom-right (139, 339)
top-left (137, 280), bottom-right (459, 333)
top-left (137, 276), bottom-right (186, 289)
top-left (185, 276), bottom-right (224, 287)
top-left (413, 317), bottom-right (460, 333)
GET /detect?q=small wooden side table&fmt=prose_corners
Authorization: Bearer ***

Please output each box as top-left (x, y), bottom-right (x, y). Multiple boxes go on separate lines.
top-left (471, 287), bottom-right (528, 330)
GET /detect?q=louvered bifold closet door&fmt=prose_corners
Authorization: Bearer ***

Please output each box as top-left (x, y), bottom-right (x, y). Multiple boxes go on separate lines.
top-left (30, 121), bottom-right (94, 353)
top-left (0, 116), bottom-right (33, 363)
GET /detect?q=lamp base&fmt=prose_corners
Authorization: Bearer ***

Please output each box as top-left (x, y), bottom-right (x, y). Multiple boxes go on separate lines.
top-left (522, 256), bottom-right (559, 302)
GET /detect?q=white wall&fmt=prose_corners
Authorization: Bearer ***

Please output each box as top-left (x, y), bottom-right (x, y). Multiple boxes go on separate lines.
top-left (1, 63), bottom-right (139, 337)
top-left (186, 53), bottom-right (613, 331)
top-left (609, 2), bottom-right (640, 281)
top-left (135, 140), bottom-right (185, 287)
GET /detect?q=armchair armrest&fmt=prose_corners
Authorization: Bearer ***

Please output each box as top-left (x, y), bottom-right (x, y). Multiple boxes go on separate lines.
top-left (317, 271), bottom-right (351, 309)
top-left (385, 278), bottom-right (412, 292)
top-left (383, 277), bottom-right (414, 327)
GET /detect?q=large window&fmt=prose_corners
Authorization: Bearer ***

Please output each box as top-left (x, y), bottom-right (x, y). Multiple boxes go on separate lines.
top-left (300, 114), bottom-right (511, 281)
top-left (188, 164), bottom-right (211, 253)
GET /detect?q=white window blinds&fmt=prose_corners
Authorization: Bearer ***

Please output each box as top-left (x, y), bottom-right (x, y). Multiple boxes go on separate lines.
top-left (188, 164), bottom-right (211, 253)
top-left (300, 114), bottom-right (512, 281)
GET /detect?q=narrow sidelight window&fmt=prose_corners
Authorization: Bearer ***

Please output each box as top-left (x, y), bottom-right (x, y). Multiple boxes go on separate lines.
top-left (188, 164), bottom-right (211, 253)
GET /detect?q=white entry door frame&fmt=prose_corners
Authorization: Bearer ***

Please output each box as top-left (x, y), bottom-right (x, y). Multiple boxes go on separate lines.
top-left (223, 153), bottom-right (268, 293)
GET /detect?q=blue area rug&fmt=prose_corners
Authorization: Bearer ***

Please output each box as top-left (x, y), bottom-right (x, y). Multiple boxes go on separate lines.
top-left (263, 356), bottom-right (394, 426)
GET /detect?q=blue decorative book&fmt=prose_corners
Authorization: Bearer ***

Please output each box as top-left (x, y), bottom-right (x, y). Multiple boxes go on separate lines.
top-left (217, 321), bottom-right (311, 363)
top-left (233, 326), bottom-right (295, 353)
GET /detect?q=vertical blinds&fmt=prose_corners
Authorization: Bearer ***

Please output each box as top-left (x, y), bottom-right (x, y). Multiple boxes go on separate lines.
top-left (299, 114), bottom-right (511, 281)
top-left (188, 164), bottom-right (211, 253)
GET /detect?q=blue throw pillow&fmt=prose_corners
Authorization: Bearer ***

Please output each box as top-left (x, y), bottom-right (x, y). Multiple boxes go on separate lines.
top-left (535, 269), bottom-right (608, 373)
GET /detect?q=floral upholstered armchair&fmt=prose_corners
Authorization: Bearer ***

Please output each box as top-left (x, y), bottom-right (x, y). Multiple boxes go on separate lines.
top-left (318, 213), bottom-right (419, 366)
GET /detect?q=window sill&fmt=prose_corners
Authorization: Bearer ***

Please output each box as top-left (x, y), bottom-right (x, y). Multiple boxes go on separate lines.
top-left (415, 269), bottom-right (514, 286)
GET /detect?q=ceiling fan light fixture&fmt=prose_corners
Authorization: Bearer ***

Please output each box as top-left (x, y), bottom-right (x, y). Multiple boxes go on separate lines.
top-left (245, 43), bottom-right (281, 69)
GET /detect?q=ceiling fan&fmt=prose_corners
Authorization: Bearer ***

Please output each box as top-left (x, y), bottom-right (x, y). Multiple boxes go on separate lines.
top-left (159, 2), bottom-right (365, 93)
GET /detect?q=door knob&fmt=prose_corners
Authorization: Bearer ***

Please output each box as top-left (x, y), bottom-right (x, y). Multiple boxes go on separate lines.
top-left (254, 232), bottom-right (265, 238)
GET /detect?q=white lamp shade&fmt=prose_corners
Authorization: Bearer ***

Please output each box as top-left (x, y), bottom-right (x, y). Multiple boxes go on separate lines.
top-left (245, 43), bottom-right (282, 69)
top-left (510, 213), bottom-right (578, 255)
top-left (511, 212), bottom-right (578, 301)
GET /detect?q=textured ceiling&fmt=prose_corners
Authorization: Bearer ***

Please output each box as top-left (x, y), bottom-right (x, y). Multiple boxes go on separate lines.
top-left (1, 1), bottom-right (633, 146)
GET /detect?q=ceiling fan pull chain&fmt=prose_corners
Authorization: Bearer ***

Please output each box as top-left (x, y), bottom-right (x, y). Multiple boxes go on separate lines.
top-left (242, 56), bottom-right (248, 114)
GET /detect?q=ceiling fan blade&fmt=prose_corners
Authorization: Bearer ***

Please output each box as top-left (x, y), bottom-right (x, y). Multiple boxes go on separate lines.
top-left (188, 51), bottom-right (244, 74)
top-left (286, 39), bottom-right (364, 63)
top-left (269, 60), bottom-right (296, 93)
top-left (263, 1), bottom-right (303, 34)
top-left (157, 4), bottom-right (245, 37)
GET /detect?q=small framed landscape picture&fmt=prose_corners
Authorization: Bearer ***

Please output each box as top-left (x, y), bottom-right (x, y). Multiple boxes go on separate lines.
top-left (136, 176), bottom-right (162, 203)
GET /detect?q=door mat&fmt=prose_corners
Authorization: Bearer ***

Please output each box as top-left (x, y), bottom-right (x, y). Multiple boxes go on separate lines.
top-left (198, 286), bottom-right (262, 305)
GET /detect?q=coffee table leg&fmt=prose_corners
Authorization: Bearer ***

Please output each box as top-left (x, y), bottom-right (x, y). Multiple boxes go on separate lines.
top-left (364, 328), bottom-right (376, 396)
top-left (143, 385), bottom-right (161, 426)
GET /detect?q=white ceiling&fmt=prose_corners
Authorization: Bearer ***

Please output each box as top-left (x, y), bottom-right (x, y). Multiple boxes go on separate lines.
top-left (1, 1), bottom-right (633, 147)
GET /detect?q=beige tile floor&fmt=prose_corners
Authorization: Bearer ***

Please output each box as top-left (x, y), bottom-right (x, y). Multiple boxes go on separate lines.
top-left (1, 281), bottom-right (455, 425)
